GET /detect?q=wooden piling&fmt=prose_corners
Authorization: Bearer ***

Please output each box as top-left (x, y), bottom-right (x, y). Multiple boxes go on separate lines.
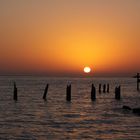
top-left (115, 86), bottom-right (121, 100)
top-left (66, 84), bottom-right (71, 101)
top-left (133, 73), bottom-right (140, 91)
top-left (99, 84), bottom-right (101, 93)
top-left (107, 84), bottom-right (109, 93)
top-left (43, 84), bottom-right (49, 100)
top-left (137, 73), bottom-right (140, 91)
top-left (91, 84), bottom-right (96, 101)
top-left (103, 84), bottom-right (106, 93)
top-left (13, 82), bottom-right (17, 101)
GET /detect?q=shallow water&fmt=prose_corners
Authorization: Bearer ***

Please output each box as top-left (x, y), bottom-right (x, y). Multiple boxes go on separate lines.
top-left (0, 76), bottom-right (140, 140)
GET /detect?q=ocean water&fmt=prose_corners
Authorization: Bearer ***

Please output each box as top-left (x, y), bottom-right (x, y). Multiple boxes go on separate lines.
top-left (0, 76), bottom-right (140, 140)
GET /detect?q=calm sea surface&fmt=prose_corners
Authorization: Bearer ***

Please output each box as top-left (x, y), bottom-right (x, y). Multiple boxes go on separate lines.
top-left (0, 76), bottom-right (140, 140)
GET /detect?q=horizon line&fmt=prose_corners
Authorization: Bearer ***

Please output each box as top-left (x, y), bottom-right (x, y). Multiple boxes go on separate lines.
top-left (0, 74), bottom-right (133, 78)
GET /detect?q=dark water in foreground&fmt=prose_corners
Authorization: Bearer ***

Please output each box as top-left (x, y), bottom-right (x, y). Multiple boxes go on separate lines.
top-left (0, 76), bottom-right (140, 140)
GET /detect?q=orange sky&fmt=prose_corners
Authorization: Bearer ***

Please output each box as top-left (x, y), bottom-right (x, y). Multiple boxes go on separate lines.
top-left (0, 0), bottom-right (140, 76)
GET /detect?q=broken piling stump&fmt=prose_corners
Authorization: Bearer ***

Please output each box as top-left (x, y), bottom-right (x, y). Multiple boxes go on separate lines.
top-left (107, 84), bottom-right (109, 93)
top-left (103, 84), bottom-right (106, 93)
top-left (91, 84), bottom-right (96, 101)
top-left (115, 86), bottom-right (121, 100)
top-left (66, 84), bottom-right (71, 101)
top-left (13, 82), bottom-right (18, 101)
top-left (99, 84), bottom-right (101, 93)
top-left (43, 84), bottom-right (49, 100)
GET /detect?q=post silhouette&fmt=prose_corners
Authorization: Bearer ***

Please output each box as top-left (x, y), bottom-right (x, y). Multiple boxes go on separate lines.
top-left (91, 84), bottom-right (96, 101)
top-left (99, 84), bottom-right (101, 93)
top-left (136, 73), bottom-right (140, 91)
top-left (115, 86), bottom-right (121, 100)
top-left (133, 73), bottom-right (140, 91)
top-left (107, 84), bottom-right (109, 93)
top-left (43, 84), bottom-right (49, 100)
top-left (13, 82), bottom-right (17, 101)
top-left (103, 84), bottom-right (106, 93)
top-left (66, 84), bottom-right (71, 101)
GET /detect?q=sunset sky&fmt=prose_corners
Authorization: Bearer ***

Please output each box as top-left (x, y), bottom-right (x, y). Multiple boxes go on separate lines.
top-left (0, 0), bottom-right (140, 76)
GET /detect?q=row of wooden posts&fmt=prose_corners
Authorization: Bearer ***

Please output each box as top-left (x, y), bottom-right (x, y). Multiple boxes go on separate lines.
top-left (99, 84), bottom-right (110, 93)
top-left (13, 82), bottom-right (121, 101)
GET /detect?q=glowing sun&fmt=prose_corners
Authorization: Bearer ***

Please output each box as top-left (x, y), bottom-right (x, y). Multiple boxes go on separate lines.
top-left (84, 67), bottom-right (91, 73)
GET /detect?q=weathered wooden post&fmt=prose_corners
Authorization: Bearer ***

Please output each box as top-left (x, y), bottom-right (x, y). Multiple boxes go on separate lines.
top-left (136, 73), bottom-right (139, 91)
top-left (115, 86), bottom-right (121, 100)
top-left (43, 84), bottom-right (49, 100)
top-left (103, 84), bottom-right (106, 93)
top-left (107, 84), bottom-right (109, 93)
top-left (133, 73), bottom-right (140, 91)
top-left (99, 84), bottom-right (101, 93)
top-left (13, 82), bottom-right (18, 101)
top-left (118, 86), bottom-right (121, 99)
top-left (91, 84), bottom-right (96, 101)
top-left (66, 84), bottom-right (71, 101)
